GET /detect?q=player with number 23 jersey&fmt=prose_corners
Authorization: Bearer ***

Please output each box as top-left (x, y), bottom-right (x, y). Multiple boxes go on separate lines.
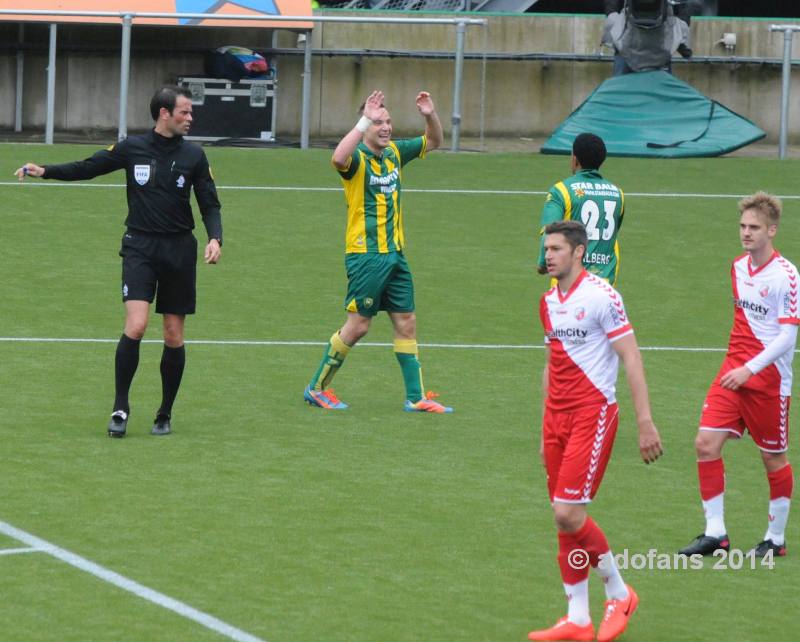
top-left (536, 134), bottom-right (624, 286)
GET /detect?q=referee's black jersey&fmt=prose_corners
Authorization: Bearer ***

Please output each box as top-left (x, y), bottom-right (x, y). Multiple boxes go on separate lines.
top-left (42, 130), bottom-right (222, 243)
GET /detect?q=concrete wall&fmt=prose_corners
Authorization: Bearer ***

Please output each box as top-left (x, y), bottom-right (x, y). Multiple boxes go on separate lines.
top-left (1, 14), bottom-right (798, 141)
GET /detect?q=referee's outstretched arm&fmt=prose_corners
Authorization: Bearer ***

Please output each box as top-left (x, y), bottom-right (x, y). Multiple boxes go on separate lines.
top-left (16, 144), bottom-right (127, 182)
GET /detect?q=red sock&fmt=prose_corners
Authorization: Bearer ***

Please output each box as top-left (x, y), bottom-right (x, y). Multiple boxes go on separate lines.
top-left (574, 517), bottom-right (611, 567)
top-left (698, 458), bottom-right (725, 501)
top-left (557, 530), bottom-right (590, 585)
top-left (768, 464), bottom-right (794, 500)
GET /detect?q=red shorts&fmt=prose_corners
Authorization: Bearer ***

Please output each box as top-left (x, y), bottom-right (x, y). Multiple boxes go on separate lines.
top-left (700, 381), bottom-right (790, 453)
top-left (543, 403), bottom-right (619, 503)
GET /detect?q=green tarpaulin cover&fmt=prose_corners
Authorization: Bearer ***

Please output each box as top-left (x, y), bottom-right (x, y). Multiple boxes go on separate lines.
top-left (541, 70), bottom-right (766, 158)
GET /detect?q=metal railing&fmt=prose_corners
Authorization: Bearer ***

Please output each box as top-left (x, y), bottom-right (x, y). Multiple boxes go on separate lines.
top-left (2, 10), bottom-right (797, 156)
top-left (0, 9), bottom-right (486, 151)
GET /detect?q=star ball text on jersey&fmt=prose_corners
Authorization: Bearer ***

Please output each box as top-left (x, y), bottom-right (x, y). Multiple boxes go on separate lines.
top-left (734, 297), bottom-right (769, 319)
top-left (571, 182), bottom-right (619, 197)
top-left (369, 169), bottom-right (399, 194)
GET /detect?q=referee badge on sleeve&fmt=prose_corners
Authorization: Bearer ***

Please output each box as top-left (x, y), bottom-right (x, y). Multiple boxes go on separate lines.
top-left (134, 164), bottom-right (150, 185)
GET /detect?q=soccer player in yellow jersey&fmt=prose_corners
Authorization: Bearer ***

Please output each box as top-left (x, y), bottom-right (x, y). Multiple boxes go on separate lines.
top-left (304, 89), bottom-right (453, 413)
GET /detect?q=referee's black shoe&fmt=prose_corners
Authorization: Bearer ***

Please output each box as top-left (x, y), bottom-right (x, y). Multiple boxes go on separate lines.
top-left (151, 414), bottom-right (172, 436)
top-left (679, 533), bottom-right (730, 556)
top-left (107, 410), bottom-right (129, 438)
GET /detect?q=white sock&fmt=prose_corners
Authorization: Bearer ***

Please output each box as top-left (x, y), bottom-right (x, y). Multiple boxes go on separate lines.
top-left (703, 493), bottom-right (726, 538)
top-left (595, 551), bottom-right (629, 600)
top-left (764, 497), bottom-right (791, 545)
top-left (564, 579), bottom-right (591, 626)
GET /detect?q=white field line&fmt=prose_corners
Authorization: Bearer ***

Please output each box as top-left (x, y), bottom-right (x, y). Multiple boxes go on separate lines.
top-left (0, 336), bottom-right (727, 352)
top-left (1, 181), bottom-right (799, 199)
top-left (0, 546), bottom-right (42, 556)
top-left (0, 520), bottom-right (267, 642)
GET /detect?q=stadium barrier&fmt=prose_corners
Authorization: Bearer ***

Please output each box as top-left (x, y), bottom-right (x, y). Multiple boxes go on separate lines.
top-left (0, 9), bottom-right (485, 151)
top-left (1, 12), bottom-right (799, 154)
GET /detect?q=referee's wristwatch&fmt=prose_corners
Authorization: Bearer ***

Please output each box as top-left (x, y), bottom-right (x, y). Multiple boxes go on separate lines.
top-left (211, 237), bottom-right (223, 247)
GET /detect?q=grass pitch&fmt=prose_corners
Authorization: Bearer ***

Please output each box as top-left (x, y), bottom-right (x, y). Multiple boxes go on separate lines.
top-left (1, 143), bottom-right (799, 641)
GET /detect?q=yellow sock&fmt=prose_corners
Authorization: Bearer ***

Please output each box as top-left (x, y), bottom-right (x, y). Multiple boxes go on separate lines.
top-left (310, 331), bottom-right (351, 391)
top-left (394, 338), bottom-right (423, 402)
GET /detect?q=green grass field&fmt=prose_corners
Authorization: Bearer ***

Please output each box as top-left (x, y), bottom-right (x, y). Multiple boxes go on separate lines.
top-left (1, 143), bottom-right (799, 641)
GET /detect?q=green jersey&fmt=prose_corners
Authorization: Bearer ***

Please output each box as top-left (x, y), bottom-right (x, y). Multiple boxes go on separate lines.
top-left (336, 136), bottom-right (427, 254)
top-left (536, 169), bottom-right (625, 284)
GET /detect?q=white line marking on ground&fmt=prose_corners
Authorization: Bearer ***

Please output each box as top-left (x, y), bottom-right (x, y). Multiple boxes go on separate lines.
top-left (0, 546), bottom-right (42, 556)
top-left (2, 182), bottom-right (798, 199)
top-left (0, 520), bottom-right (267, 642)
top-left (0, 336), bottom-right (728, 352)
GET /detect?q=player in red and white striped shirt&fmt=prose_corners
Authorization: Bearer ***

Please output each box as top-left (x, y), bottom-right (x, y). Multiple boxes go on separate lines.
top-left (529, 221), bottom-right (662, 642)
top-left (680, 193), bottom-right (799, 559)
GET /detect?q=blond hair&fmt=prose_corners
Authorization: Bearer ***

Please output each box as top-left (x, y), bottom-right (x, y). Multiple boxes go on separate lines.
top-left (739, 191), bottom-right (781, 227)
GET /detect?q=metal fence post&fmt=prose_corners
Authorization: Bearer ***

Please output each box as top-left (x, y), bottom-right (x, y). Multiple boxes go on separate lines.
top-left (770, 24), bottom-right (799, 159)
top-left (779, 29), bottom-right (793, 159)
top-left (301, 29), bottom-right (313, 150)
top-left (15, 24), bottom-right (24, 132)
top-left (118, 14), bottom-right (133, 141)
top-left (451, 20), bottom-right (466, 153)
top-left (45, 23), bottom-right (56, 145)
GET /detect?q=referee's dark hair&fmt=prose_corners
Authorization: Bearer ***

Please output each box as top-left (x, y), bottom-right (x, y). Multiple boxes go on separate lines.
top-left (545, 220), bottom-right (588, 256)
top-left (573, 133), bottom-right (607, 170)
top-left (150, 85), bottom-right (193, 121)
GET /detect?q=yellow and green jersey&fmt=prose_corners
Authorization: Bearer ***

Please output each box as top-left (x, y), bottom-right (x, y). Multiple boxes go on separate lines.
top-left (536, 169), bottom-right (625, 285)
top-left (336, 136), bottom-right (427, 254)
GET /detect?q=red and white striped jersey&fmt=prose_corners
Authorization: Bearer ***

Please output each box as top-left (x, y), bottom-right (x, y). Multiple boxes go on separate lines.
top-left (725, 252), bottom-right (800, 396)
top-left (539, 270), bottom-right (633, 412)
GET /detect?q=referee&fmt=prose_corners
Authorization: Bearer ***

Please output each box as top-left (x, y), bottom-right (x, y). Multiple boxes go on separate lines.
top-left (15, 85), bottom-right (223, 438)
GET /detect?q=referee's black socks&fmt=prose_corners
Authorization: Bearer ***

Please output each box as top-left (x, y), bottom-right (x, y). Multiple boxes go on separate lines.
top-left (158, 344), bottom-right (186, 419)
top-left (113, 333), bottom-right (141, 413)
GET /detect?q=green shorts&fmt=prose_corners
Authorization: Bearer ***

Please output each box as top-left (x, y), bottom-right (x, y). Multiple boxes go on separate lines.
top-left (344, 252), bottom-right (415, 318)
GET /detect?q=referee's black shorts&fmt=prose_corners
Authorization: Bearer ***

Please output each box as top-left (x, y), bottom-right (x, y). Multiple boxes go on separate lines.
top-left (119, 229), bottom-right (197, 315)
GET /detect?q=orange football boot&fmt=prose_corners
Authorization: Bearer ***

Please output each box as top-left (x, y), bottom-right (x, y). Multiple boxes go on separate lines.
top-left (597, 584), bottom-right (639, 642)
top-left (528, 616), bottom-right (595, 641)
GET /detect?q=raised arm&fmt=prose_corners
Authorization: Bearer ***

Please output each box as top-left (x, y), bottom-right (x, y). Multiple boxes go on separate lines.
top-left (332, 90), bottom-right (385, 170)
top-left (612, 333), bottom-right (663, 464)
top-left (416, 91), bottom-right (443, 151)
